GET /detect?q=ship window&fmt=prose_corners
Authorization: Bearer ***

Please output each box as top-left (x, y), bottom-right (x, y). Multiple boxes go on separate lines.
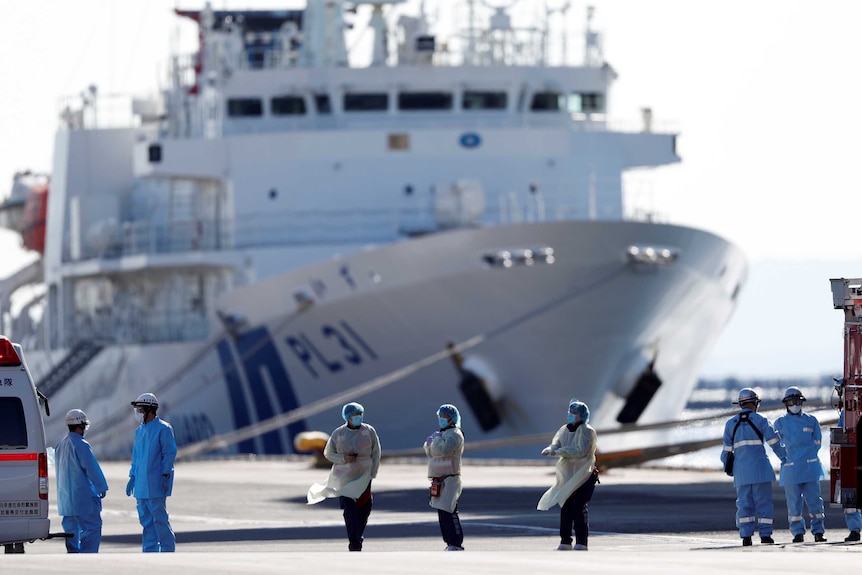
top-left (570, 92), bottom-right (605, 113)
top-left (463, 91), bottom-right (507, 110)
top-left (271, 95), bottom-right (307, 116)
top-left (227, 98), bottom-right (264, 117)
top-left (344, 93), bottom-right (389, 111)
top-left (398, 91), bottom-right (453, 111)
top-left (314, 94), bottom-right (332, 114)
top-left (530, 92), bottom-right (564, 111)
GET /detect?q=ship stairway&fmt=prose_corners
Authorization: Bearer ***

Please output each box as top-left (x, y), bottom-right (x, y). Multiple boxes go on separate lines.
top-left (37, 340), bottom-right (105, 397)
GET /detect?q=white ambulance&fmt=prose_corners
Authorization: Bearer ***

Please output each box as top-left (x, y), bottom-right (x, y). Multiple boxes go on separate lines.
top-left (0, 336), bottom-right (53, 553)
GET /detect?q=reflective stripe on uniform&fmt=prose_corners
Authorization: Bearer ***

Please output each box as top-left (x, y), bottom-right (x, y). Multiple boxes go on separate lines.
top-left (734, 439), bottom-right (764, 448)
top-left (759, 518), bottom-right (774, 524)
top-left (738, 516), bottom-right (756, 524)
top-left (766, 437), bottom-right (779, 445)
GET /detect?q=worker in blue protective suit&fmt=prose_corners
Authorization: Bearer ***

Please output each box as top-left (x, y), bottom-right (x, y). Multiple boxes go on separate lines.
top-left (836, 389), bottom-right (862, 542)
top-left (774, 386), bottom-right (827, 543)
top-left (126, 393), bottom-right (178, 552)
top-left (720, 388), bottom-right (787, 546)
top-left (425, 404), bottom-right (466, 551)
top-left (55, 409), bottom-right (109, 553)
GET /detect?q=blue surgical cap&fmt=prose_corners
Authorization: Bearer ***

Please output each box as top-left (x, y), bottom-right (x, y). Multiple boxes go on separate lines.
top-left (568, 400), bottom-right (590, 424)
top-left (341, 402), bottom-right (364, 421)
top-left (437, 404), bottom-right (461, 427)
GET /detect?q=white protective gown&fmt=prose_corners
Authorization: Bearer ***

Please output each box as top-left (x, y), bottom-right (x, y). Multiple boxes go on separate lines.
top-left (307, 423), bottom-right (380, 504)
top-left (424, 427), bottom-right (464, 513)
top-left (537, 422), bottom-right (597, 510)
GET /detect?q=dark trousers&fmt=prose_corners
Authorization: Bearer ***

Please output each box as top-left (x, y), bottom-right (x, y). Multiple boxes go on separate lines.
top-left (560, 471), bottom-right (598, 546)
top-left (438, 506), bottom-right (463, 547)
top-left (340, 482), bottom-right (372, 550)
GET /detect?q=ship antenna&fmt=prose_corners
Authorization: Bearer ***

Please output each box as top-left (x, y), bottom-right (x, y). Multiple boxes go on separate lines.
top-left (467, 0), bottom-right (477, 65)
top-left (584, 5), bottom-right (602, 66)
top-left (369, 3), bottom-right (388, 66)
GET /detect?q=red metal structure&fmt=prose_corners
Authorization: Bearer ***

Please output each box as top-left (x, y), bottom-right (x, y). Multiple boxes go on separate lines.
top-left (830, 278), bottom-right (862, 509)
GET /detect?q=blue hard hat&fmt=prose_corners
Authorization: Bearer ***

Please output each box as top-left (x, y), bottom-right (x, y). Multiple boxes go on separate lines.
top-left (568, 399), bottom-right (590, 424)
top-left (437, 404), bottom-right (461, 427)
top-left (341, 402), bottom-right (364, 421)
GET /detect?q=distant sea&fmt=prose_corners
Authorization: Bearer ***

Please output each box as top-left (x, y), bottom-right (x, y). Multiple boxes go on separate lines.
top-left (642, 375), bottom-right (839, 470)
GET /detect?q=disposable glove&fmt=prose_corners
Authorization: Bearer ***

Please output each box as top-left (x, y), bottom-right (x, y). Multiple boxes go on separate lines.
top-left (125, 477), bottom-right (134, 497)
top-left (425, 431), bottom-right (441, 446)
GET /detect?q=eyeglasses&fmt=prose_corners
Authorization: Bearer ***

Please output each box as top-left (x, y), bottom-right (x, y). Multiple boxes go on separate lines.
top-left (784, 398), bottom-right (804, 406)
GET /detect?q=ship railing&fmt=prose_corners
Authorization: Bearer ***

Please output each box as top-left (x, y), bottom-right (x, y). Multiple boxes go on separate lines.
top-left (223, 30), bottom-right (594, 69)
top-left (66, 308), bottom-right (209, 347)
top-left (57, 92), bottom-right (148, 131)
top-left (66, 202), bottom-right (661, 262)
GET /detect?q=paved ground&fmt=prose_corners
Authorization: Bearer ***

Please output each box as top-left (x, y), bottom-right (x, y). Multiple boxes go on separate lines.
top-left (3, 458), bottom-right (859, 573)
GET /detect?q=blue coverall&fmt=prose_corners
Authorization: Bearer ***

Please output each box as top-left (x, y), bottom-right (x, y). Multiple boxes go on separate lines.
top-left (775, 410), bottom-right (826, 537)
top-left (129, 416), bottom-right (178, 552)
top-left (720, 408), bottom-right (786, 538)
top-left (55, 431), bottom-right (109, 553)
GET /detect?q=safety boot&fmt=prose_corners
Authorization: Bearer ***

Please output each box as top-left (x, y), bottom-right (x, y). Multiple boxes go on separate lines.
top-left (814, 533), bottom-right (826, 543)
top-left (846, 531), bottom-right (861, 542)
top-left (792, 534), bottom-right (804, 543)
top-left (760, 536), bottom-right (775, 545)
top-left (741, 536), bottom-right (752, 547)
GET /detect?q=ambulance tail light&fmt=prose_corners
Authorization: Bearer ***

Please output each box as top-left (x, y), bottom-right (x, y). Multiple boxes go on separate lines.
top-left (0, 336), bottom-right (22, 366)
top-left (38, 453), bottom-right (48, 500)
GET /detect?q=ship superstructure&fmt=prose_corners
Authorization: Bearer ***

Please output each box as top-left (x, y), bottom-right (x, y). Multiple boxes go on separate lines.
top-left (0, 2), bottom-right (746, 458)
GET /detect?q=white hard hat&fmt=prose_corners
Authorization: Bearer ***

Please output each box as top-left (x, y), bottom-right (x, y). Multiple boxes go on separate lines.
top-left (131, 392), bottom-right (159, 408)
top-left (734, 388), bottom-right (760, 406)
top-left (65, 408), bottom-right (89, 426)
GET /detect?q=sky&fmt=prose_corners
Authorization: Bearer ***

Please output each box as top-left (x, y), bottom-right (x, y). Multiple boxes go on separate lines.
top-left (1, 0), bottom-right (860, 380)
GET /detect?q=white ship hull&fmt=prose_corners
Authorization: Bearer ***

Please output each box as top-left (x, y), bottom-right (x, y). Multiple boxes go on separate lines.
top-left (34, 219), bottom-right (745, 458)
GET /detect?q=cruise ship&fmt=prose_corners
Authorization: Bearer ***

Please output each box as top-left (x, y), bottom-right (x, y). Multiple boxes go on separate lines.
top-left (0, 1), bottom-right (746, 459)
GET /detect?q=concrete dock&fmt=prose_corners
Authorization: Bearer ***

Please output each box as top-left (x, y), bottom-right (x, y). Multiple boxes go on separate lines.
top-left (4, 458), bottom-right (859, 573)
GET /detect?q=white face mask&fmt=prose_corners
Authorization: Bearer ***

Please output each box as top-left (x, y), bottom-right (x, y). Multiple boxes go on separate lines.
top-left (788, 405), bottom-right (802, 415)
top-left (134, 410), bottom-right (145, 424)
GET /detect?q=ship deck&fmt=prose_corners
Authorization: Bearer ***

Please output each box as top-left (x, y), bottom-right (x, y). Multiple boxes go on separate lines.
top-left (12, 458), bottom-right (860, 573)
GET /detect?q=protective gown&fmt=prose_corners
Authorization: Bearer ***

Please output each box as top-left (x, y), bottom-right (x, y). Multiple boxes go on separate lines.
top-left (55, 431), bottom-right (109, 553)
top-left (129, 417), bottom-right (177, 498)
top-left (307, 423), bottom-right (381, 504)
top-left (129, 416), bottom-right (177, 552)
top-left (425, 427), bottom-right (465, 513)
top-left (537, 422), bottom-right (597, 510)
